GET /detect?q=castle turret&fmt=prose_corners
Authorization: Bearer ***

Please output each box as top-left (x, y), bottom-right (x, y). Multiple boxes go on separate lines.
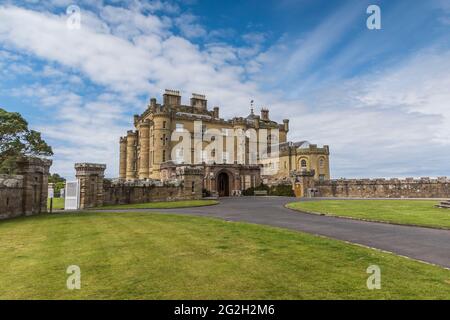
top-left (138, 120), bottom-right (150, 179)
top-left (119, 136), bottom-right (127, 179)
top-left (126, 130), bottom-right (137, 180)
top-left (151, 112), bottom-right (171, 179)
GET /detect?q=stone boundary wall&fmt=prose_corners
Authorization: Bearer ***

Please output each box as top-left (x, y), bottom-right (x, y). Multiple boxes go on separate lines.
top-left (0, 175), bottom-right (24, 219)
top-left (75, 163), bottom-right (204, 209)
top-left (0, 157), bottom-right (51, 220)
top-left (102, 180), bottom-right (202, 206)
top-left (316, 177), bottom-right (450, 198)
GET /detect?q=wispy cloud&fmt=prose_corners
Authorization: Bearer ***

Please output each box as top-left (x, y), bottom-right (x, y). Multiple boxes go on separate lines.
top-left (0, 1), bottom-right (448, 179)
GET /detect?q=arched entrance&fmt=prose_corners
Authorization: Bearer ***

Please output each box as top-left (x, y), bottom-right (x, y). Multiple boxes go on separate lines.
top-left (217, 171), bottom-right (230, 197)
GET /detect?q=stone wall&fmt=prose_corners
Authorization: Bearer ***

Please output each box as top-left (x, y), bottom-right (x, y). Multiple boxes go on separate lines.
top-left (0, 157), bottom-right (52, 219)
top-left (75, 163), bottom-right (203, 209)
top-left (0, 175), bottom-right (24, 219)
top-left (102, 180), bottom-right (202, 206)
top-left (316, 177), bottom-right (450, 198)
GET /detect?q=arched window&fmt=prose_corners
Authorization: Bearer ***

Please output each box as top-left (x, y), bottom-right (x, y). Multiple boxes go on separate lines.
top-left (300, 159), bottom-right (307, 168)
top-left (319, 158), bottom-right (325, 168)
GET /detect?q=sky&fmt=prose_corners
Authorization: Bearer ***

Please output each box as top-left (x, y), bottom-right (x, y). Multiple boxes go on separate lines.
top-left (0, 0), bottom-right (449, 179)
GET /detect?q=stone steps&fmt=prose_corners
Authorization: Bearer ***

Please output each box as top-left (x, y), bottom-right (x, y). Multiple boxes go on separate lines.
top-left (435, 200), bottom-right (450, 208)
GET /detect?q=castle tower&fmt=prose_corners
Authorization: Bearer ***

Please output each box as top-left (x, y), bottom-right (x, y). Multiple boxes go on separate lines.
top-left (119, 136), bottom-right (127, 179)
top-left (151, 112), bottom-right (171, 179)
top-left (126, 130), bottom-right (137, 180)
top-left (138, 120), bottom-right (150, 179)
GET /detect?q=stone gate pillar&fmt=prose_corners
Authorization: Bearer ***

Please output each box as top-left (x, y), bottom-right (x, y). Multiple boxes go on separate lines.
top-left (290, 169), bottom-right (316, 198)
top-left (16, 157), bottom-right (52, 215)
top-left (75, 163), bottom-right (106, 209)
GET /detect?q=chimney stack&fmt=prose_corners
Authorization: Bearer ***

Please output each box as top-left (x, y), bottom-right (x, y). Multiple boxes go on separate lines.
top-left (213, 106), bottom-right (219, 118)
top-left (261, 108), bottom-right (269, 121)
top-left (191, 93), bottom-right (207, 111)
top-left (163, 89), bottom-right (181, 106)
top-left (283, 119), bottom-right (289, 132)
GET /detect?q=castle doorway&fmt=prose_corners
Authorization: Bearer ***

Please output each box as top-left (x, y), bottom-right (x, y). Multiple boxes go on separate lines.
top-left (217, 172), bottom-right (230, 197)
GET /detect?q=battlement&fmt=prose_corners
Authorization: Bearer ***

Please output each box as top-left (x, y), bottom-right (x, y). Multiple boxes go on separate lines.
top-left (323, 177), bottom-right (450, 185)
top-left (192, 93), bottom-right (206, 100)
top-left (164, 89), bottom-right (181, 96)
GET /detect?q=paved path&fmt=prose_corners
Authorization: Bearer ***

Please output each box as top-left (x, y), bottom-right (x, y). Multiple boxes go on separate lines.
top-left (93, 197), bottom-right (450, 268)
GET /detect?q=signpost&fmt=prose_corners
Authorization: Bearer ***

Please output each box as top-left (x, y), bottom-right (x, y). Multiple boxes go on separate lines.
top-left (48, 183), bottom-right (54, 214)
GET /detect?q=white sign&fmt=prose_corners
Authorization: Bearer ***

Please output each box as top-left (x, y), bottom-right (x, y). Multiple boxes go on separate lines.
top-left (48, 188), bottom-right (54, 199)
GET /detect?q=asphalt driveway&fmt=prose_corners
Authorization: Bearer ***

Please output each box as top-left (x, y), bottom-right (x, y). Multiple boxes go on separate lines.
top-left (93, 197), bottom-right (450, 268)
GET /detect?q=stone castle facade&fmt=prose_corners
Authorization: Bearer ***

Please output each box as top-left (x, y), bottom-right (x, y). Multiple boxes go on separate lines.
top-left (119, 89), bottom-right (330, 196)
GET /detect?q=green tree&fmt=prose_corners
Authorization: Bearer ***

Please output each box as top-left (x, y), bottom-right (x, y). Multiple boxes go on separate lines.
top-left (49, 173), bottom-right (66, 197)
top-left (0, 108), bottom-right (53, 174)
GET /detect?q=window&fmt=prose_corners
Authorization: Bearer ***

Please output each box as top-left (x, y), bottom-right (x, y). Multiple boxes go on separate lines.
top-left (201, 150), bottom-right (207, 163)
top-left (163, 121), bottom-right (166, 129)
top-left (284, 161), bottom-right (287, 169)
top-left (162, 134), bottom-right (166, 145)
top-left (222, 128), bottom-right (231, 136)
top-left (175, 147), bottom-right (184, 164)
top-left (319, 174), bottom-right (325, 182)
top-left (223, 151), bottom-right (229, 164)
top-left (300, 159), bottom-right (307, 168)
top-left (162, 150), bottom-right (166, 162)
top-left (191, 181), bottom-right (195, 193)
top-left (319, 158), bottom-right (325, 168)
top-left (176, 123), bottom-right (184, 132)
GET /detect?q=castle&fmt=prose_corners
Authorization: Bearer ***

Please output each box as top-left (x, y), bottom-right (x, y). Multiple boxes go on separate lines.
top-left (119, 89), bottom-right (330, 196)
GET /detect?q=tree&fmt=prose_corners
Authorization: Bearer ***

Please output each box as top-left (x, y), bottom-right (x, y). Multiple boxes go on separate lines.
top-left (49, 173), bottom-right (66, 197)
top-left (0, 108), bottom-right (53, 174)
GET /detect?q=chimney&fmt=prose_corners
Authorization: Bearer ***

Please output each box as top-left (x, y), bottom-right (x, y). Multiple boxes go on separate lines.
top-left (163, 89), bottom-right (181, 106)
top-left (283, 119), bottom-right (289, 132)
top-left (261, 108), bottom-right (269, 121)
top-left (213, 106), bottom-right (219, 118)
top-left (191, 93), bottom-right (207, 111)
top-left (150, 97), bottom-right (157, 108)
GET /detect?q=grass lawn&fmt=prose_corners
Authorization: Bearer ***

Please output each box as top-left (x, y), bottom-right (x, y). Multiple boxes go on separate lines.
top-left (98, 199), bottom-right (218, 210)
top-left (286, 200), bottom-right (450, 229)
top-left (47, 198), bottom-right (65, 210)
top-left (0, 211), bottom-right (449, 299)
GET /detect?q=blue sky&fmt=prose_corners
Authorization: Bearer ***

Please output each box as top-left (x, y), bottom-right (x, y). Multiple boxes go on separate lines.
top-left (0, 0), bottom-right (449, 179)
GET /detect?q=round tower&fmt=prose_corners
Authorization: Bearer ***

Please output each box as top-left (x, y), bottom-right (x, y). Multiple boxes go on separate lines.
top-left (151, 111), bottom-right (171, 179)
top-left (138, 120), bottom-right (150, 179)
top-left (119, 136), bottom-right (127, 179)
top-left (126, 130), bottom-right (137, 180)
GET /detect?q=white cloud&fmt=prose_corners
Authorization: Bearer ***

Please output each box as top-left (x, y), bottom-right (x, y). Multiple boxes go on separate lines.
top-left (174, 13), bottom-right (207, 38)
top-left (0, 2), bottom-right (449, 180)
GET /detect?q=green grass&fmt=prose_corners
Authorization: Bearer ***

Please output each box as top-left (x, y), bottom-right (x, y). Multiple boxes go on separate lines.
top-left (98, 199), bottom-right (218, 210)
top-left (47, 198), bottom-right (65, 210)
top-left (0, 211), bottom-right (449, 299)
top-left (287, 200), bottom-right (450, 229)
